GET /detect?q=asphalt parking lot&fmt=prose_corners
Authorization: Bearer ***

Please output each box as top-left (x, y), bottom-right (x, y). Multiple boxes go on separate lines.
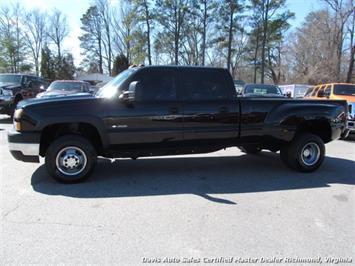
top-left (0, 114), bottom-right (354, 265)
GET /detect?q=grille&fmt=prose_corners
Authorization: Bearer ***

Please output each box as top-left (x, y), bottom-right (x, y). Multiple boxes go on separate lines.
top-left (349, 103), bottom-right (355, 120)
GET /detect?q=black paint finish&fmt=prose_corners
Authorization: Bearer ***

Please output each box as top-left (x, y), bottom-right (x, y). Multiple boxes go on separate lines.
top-left (9, 66), bottom-right (348, 160)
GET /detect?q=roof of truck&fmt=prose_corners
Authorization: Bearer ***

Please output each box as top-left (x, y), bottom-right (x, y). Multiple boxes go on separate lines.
top-left (130, 65), bottom-right (229, 71)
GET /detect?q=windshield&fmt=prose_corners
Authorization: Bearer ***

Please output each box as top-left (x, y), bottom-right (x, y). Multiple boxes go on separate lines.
top-left (0, 75), bottom-right (21, 83)
top-left (244, 85), bottom-right (282, 95)
top-left (96, 69), bottom-right (136, 98)
top-left (333, 84), bottom-right (355, 96)
top-left (48, 81), bottom-right (83, 91)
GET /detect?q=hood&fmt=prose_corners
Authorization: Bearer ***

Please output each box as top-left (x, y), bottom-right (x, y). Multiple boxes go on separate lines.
top-left (18, 93), bottom-right (95, 109)
top-left (37, 90), bottom-right (90, 98)
top-left (0, 82), bottom-right (20, 90)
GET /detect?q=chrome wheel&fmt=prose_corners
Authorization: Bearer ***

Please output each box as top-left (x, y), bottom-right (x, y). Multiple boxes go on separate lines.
top-left (300, 142), bottom-right (320, 166)
top-left (55, 146), bottom-right (87, 176)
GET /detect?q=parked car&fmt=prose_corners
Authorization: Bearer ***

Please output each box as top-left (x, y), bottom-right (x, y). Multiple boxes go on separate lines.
top-left (279, 84), bottom-right (312, 98)
top-left (0, 73), bottom-right (46, 116)
top-left (304, 83), bottom-right (355, 135)
top-left (8, 66), bottom-right (348, 183)
top-left (88, 85), bottom-right (99, 94)
top-left (242, 84), bottom-right (285, 97)
top-left (233, 79), bottom-right (245, 94)
top-left (36, 80), bottom-right (92, 98)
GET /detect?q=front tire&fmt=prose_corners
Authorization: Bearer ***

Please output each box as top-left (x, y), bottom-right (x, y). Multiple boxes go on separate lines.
top-left (45, 135), bottom-right (97, 183)
top-left (280, 133), bottom-right (325, 172)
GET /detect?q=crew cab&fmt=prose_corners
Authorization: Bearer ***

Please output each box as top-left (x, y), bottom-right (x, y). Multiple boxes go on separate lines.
top-left (0, 73), bottom-right (46, 116)
top-left (8, 66), bottom-right (348, 183)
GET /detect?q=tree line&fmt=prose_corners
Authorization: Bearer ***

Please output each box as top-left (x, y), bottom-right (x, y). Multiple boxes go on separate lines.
top-left (0, 0), bottom-right (354, 84)
top-left (0, 3), bottom-right (74, 80)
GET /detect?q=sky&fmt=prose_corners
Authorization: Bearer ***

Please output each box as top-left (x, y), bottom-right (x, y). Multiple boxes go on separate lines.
top-left (0, 0), bottom-right (323, 66)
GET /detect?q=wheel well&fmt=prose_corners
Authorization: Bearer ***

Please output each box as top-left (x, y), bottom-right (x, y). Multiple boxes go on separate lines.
top-left (40, 123), bottom-right (103, 156)
top-left (14, 94), bottom-right (23, 103)
top-left (296, 120), bottom-right (332, 143)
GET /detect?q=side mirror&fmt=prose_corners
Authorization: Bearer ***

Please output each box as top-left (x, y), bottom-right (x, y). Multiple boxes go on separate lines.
top-left (286, 91), bottom-right (292, 98)
top-left (119, 81), bottom-right (139, 102)
top-left (39, 85), bottom-right (46, 92)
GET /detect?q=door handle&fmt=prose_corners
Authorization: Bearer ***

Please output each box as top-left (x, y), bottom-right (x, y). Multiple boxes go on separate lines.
top-left (170, 107), bottom-right (179, 114)
top-left (219, 106), bottom-right (228, 113)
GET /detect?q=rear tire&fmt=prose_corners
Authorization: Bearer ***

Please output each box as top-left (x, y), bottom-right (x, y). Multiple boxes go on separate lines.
top-left (45, 135), bottom-right (97, 183)
top-left (280, 133), bottom-right (325, 172)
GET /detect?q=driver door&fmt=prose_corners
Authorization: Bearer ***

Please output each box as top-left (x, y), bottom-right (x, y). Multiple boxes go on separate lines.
top-left (105, 68), bottom-right (184, 151)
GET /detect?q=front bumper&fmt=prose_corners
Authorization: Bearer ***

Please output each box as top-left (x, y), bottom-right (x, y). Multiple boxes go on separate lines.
top-left (8, 129), bottom-right (40, 163)
top-left (0, 95), bottom-right (14, 114)
top-left (348, 102), bottom-right (355, 133)
top-left (347, 120), bottom-right (355, 134)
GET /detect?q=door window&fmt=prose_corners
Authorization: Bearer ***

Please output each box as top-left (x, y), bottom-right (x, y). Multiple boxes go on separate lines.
top-left (324, 85), bottom-right (331, 97)
top-left (317, 86), bottom-right (325, 97)
top-left (304, 86), bottom-right (314, 97)
top-left (134, 69), bottom-right (176, 101)
top-left (311, 86), bottom-right (321, 97)
top-left (180, 69), bottom-right (230, 101)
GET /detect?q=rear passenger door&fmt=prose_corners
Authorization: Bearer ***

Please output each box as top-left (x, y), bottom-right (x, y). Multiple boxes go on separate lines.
top-left (179, 68), bottom-right (239, 145)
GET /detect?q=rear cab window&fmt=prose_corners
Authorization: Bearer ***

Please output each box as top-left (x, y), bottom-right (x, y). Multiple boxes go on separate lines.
top-left (179, 69), bottom-right (232, 101)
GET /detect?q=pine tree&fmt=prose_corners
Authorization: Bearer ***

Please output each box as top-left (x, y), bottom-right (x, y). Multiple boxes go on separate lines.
top-left (40, 46), bottom-right (56, 80)
top-left (112, 54), bottom-right (129, 76)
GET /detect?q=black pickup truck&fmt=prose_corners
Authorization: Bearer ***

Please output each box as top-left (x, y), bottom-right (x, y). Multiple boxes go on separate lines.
top-left (0, 73), bottom-right (46, 116)
top-left (8, 66), bottom-right (348, 183)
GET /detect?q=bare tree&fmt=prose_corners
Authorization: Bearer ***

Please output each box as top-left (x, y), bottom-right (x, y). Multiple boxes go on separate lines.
top-left (96, 0), bottom-right (113, 75)
top-left (284, 10), bottom-right (337, 84)
top-left (79, 6), bottom-right (104, 73)
top-left (47, 9), bottom-right (69, 59)
top-left (111, 3), bottom-right (136, 64)
top-left (131, 0), bottom-right (154, 65)
top-left (0, 4), bottom-right (28, 72)
top-left (23, 10), bottom-right (46, 75)
top-left (322, 0), bottom-right (354, 80)
top-left (195, 0), bottom-right (216, 66)
top-left (345, 4), bottom-right (354, 82)
top-left (231, 24), bottom-right (248, 79)
top-left (155, 0), bottom-right (189, 65)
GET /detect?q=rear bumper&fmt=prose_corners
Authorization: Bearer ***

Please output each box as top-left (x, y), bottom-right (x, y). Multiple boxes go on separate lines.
top-left (8, 129), bottom-right (40, 163)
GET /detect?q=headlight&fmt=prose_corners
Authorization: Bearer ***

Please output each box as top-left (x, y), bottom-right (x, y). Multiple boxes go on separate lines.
top-left (14, 108), bottom-right (23, 119)
top-left (2, 89), bottom-right (13, 96)
top-left (13, 108), bottom-right (23, 131)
